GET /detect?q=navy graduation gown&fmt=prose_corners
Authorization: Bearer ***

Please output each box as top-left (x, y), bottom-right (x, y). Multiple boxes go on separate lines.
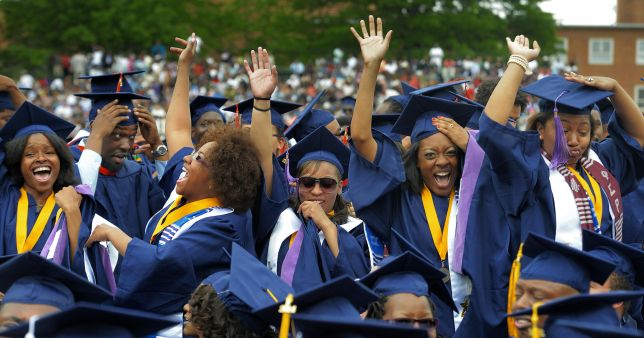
top-left (348, 131), bottom-right (457, 338)
top-left (271, 217), bottom-right (370, 292)
top-left (158, 147), bottom-right (193, 197)
top-left (476, 112), bottom-right (643, 247)
top-left (623, 180), bottom-right (644, 243)
top-left (114, 202), bottom-right (255, 315)
top-left (72, 146), bottom-right (166, 240)
top-left (0, 149), bottom-right (95, 263)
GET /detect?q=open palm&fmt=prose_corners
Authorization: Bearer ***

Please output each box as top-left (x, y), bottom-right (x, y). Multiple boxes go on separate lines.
top-left (244, 47), bottom-right (278, 98)
top-left (351, 15), bottom-right (392, 65)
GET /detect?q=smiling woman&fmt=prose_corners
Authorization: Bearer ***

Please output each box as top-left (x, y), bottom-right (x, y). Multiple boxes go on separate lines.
top-left (0, 100), bottom-right (94, 267)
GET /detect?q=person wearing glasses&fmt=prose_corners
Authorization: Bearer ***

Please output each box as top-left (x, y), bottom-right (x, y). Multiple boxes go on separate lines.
top-left (84, 34), bottom-right (262, 327)
top-left (157, 95), bottom-right (229, 197)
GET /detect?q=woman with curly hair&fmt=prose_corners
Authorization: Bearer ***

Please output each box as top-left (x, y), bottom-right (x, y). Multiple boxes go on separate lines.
top-left (86, 34), bottom-right (261, 322)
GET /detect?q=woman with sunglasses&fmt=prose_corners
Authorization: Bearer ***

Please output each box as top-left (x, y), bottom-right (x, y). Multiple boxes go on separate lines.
top-left (85, 34), bottom-right (262, 321)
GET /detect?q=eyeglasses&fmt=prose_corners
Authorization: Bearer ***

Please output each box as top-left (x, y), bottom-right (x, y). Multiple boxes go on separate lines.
top-left (297, 176), bottom-right (338, 191)
top-left (191, 151), bottom-right (207, 164)
top-left (388, 318), bottom-right (438, 329)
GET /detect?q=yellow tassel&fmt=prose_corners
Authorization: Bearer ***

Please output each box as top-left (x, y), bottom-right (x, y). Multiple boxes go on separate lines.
top-left (507, 242), bottom-right (524, 338)
top-left (531, 301), bottom-right (544, 338)
top-left (278, 294), bottom-right (297, 338)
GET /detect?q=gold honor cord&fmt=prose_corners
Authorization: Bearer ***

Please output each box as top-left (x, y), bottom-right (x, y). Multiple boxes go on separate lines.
top-left (507, 242), bottom-right (524, 338)
top-left (568, 166), bottom-right (603, 224)
top-left (421, 187), bottom-right (455, 261)
top-left (16, 188), bottom-right (59, 253)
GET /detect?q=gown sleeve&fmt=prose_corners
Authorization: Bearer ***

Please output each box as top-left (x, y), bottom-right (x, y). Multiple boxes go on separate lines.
top-left (593, 113), bottom-right (644, 195)
top-left (476, 112), bottom-right (543, 216)
top-left (115, 213), bottom-right (246, 314)
top-left (348, 130), bottom-right (406, 240)
top-left (322, 226), bottom-right (370, 279)
top-left (253, 157), bottom-right (290, 254)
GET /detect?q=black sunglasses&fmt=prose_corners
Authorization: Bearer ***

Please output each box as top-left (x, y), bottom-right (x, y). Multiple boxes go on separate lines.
top-left (389, 318), bottom-right (438, 329)
top-left (297, 176), bottom-right (338, 191)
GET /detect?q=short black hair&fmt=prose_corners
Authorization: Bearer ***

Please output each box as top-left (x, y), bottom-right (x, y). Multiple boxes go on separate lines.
top-left (4, 132), bottom-right (79, 192)
top-left (476, 77), bottom-right (527, 111)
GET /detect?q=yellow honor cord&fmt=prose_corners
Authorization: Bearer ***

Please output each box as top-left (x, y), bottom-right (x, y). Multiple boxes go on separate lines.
top-left (531, 301), bottom-right (544, 338)
top-left (16, 188), bottom-right (57, 253)
top-left (264, 288), bottom-right (279, 303)
top-left (278, 294), bottom-right (297, 338)
top-left (568, 166), bottom-right (603, 224)
top-left (150, 197), bottom-right (220, 243)
top-left (507, 242), bottom-right (524, 338)
top-left (421, 187), bottom-right (454, 261)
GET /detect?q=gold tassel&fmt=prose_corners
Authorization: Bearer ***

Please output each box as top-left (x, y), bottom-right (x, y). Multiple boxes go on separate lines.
top-left (531, 301), bottom-right (544, 338)
top-left (278, 294), bottom-right (297, 338)
top-left (507, 242), bottom-right (524, 337)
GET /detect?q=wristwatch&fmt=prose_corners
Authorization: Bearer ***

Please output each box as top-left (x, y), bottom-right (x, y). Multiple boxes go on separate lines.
top-left (152, 144), bottom-right (168, 158)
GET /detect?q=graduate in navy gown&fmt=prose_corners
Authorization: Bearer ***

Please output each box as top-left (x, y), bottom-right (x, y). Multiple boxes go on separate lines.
top-left (158, 94), bottom-right (229, 197)
top-left (0, 100), bottom-right (95, 270)
top-left (240, 48), bottom-right (368, 292)
top-left (84, 34), bottom-right (261, 316)
top-left (347, 16), bottom-right (484, 337)
top-left (72, 71), bottom-right (166, 241)
top-left (480, 35), bottom-right (644, 250)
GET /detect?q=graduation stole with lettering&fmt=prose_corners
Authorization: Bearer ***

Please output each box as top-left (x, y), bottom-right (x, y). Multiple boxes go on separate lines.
top-left (546, 149), bottom-right (624, 241)
top-left (421, 186), bottom-right (455, 263)
top-left (16, 188), bottom-right (63, 253)
top-left (150, 196), bottom-right (221, 243)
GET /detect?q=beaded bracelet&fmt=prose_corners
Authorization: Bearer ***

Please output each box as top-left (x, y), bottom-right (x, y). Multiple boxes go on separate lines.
top-left (254, 96), bottom-right (271, 101)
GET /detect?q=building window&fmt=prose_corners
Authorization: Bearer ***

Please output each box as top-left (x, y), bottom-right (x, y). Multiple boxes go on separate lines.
top-left (588, 38), bottom-right (614, 65)
top-left (637, 39), bottom-right (644, 65)
top-left (635, 86), bottom-right (644, 110)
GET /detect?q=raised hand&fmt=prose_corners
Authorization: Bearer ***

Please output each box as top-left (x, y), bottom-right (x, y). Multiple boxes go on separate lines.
top-left (134, 103), bottom-right (162, 149)
top-left (170, 33), bottom-right (197, 67)
top-left (505, 35), bottom-right (540, 62)
top-left (91, 100), bottom-right (130, 137)
top-left (432, 116), bottom-right (470, 151)
top-left (350, 15), bottom-right (393, 66)
top-left (54, 186), bottom-right (82, 213)
top-left (564, 72), bottom-right (618, 92)
top-left (0, 75), bottom-right (17, 92)
top-left (244, 47), bottom-right (278, 98)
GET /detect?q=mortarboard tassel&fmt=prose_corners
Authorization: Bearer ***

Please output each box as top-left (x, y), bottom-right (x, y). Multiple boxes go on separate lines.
top-left (278, 294), bottom-right (297, 338)
top-left (549, 90), bottom-right (570, 169)
top-left (530, 301), bottom-right (544, 338)
top-left (342, 126), bottom-right (349, 145)
top-left (507, 242), bottom-right (524, 338)
top-left (234, 103), bottom-right (241, 128)
top-left (116, 72), bottom-right (123, 93)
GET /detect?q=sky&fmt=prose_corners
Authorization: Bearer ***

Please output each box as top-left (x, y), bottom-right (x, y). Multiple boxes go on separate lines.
top-left (539, 0), bottom-right (617, 26)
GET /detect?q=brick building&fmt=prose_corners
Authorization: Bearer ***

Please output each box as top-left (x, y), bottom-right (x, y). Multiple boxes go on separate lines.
top-left (557, 0), bottom-right (644, 109)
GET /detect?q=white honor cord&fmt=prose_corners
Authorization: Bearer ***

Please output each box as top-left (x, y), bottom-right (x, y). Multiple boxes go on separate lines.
top-left (26, 314), bottom-right (40, 338)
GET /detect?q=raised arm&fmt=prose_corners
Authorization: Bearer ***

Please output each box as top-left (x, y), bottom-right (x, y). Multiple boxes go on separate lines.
top-left (245, 47), bottom-right (279, 195)
top-left (484, 35), bottom-right (540, 125)
top-left (166, 33), bottom-right (197, 158)
top-left (0, 75), bottom-right (27, 108)
top-left (349, 15), bottom-right (392, 162)
top-left (564, 72), bottom-right (644, 147)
